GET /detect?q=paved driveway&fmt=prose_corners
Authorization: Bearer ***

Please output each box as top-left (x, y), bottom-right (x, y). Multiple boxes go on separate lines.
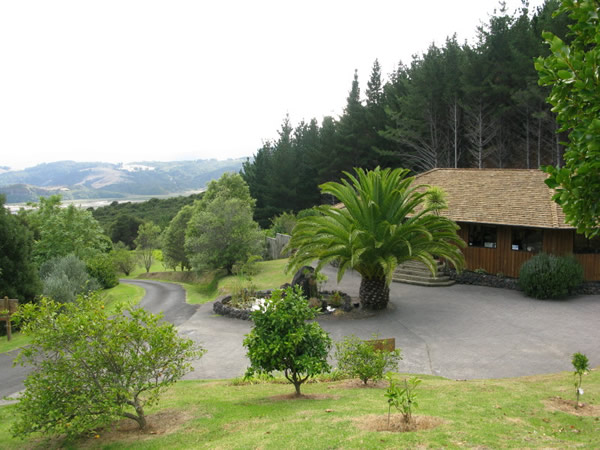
top-left (182, 264), bottom-right (600, 380)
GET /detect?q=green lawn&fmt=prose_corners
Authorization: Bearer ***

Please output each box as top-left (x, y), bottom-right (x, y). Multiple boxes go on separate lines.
top-left (0, 369), bottom-right (598, 448)
top-left (100, 282), bottom-right (146, 314)
top-left (129, 259), bottom-right (291, 305)
top-left (0, 332), bottom-right (31, 354)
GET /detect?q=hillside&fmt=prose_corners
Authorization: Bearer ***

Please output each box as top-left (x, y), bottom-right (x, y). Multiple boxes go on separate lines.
top-left (0, 159), bottom-right (246, 203)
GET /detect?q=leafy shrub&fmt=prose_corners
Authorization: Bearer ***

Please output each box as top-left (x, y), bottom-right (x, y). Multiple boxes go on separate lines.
top-left (267, 212), bottom-right (297, 237)
top-left (40, 254), bottom-right (100, 303)
top-left (243, 286), bottom-right (332, 395)
top-left (335, 335), bottom-right (402, 385)
top-left (85, 253), bottom-right (118, 289)
top-left (385, 373), bottom-right (421, 427)
top-left (519, 253), bottom-right (584, 299)
top-left (296, 207), bottom-right (319, 219)
top-left (12, 295), bottom-right (204, 438)
top-left (231, 255), bottom-right (262, 277)
top-left (110, 242), bottom-right (137, 276)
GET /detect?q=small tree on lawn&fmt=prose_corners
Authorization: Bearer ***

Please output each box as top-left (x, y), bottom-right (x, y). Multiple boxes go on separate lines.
top-left (135, 222), bottom-right (161, 273)
top-left (110, 241), bottom-right (137, 276)
top-left (572, 352), bottom-right (590, 407)
top-left (243, 286), bottom-right (332, 396)
top-left (11, 295), bottom-right (203, 438)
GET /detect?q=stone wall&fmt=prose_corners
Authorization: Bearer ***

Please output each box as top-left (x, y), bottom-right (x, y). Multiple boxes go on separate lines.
top-left (266, 233), bottom-right (291, 260)
top-left (448, 269), bottom-right (600, 295)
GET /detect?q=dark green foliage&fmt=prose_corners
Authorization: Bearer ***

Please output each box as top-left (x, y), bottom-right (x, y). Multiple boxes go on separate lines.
top-left (518, 253), bottom-right (583, 299)
top-left (108, 213), bottom-right (143, 248)
top-left (85, 253), bottom-right (119, 289)
top-left (40, 254), bottom-right (100, 303)
top-left (335, 335), bottom-right (402, 385)
top-left (0, 196), bottom-right (41, 302)
top-left (91, 193), bottom-right (203, 232)
top-left (243, 286), bottom-right (332, 396)
top-left (12, 295), bottom-right (204, 437)
top-left (240, 3), bottom-right (575, 227)
top-left (536, 0), bottom-right (600, 238)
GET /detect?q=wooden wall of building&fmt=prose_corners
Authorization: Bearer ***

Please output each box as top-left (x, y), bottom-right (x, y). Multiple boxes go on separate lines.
top-left (456, 223), bottom-right (600, 280)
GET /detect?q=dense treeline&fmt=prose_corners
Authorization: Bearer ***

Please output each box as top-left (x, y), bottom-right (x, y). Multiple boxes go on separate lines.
top-left (241, 0), bottom-right (571, 227)
top-left (91, 193), bottom-right (203, 247)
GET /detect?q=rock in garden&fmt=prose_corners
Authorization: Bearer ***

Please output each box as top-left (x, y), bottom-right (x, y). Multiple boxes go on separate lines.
top-left (291, 266), bottom-right (318, 299)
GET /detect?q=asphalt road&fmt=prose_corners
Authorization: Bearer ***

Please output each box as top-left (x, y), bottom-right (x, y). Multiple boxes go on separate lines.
top-left (2, 272), bottom-right (599, 400)
top-left (182, 264), bottom-right (600, 381)
top-left (122, 279), bottom-right (198, 326)
top-left (0, 279), bottom-right (198, 401)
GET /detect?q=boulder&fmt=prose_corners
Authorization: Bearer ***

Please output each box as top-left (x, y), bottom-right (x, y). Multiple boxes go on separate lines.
top-left (291, 266), bottom-right (318, 299)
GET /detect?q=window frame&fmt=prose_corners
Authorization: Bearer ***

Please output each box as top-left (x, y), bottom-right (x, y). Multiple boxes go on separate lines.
top-left (467, 224), bottom-right (498, 249)
top-left (510, 227), bottom-right (543, 253)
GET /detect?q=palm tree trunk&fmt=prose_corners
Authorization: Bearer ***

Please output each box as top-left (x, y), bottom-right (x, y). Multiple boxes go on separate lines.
top-left (359, 277), bottom-right (390, 310)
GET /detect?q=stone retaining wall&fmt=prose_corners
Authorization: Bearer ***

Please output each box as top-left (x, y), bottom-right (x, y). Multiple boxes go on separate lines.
top-left (448, 269), bottom-right (600, 295)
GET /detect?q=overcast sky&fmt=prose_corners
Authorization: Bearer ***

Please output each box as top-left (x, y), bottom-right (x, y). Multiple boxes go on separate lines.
top-left (0, 0), bottom-right (546, 171)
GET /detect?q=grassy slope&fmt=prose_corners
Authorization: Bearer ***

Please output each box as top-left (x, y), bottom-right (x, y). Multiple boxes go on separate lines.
top-left (101, 282), bottom-right (146, 314)
top-left (130, 259), bottom-right (291, 305)
top-left (0, 333), bottom-right (31, 354)
top-left (0, 370), bottom-right (598, 448)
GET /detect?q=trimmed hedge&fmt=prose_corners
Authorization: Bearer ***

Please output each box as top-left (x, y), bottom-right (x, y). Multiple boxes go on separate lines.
top-left (518, 253), bottom-right (583, 299)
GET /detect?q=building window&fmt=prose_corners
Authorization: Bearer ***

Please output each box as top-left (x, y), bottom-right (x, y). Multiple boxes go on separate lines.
top-left (468, 225), bottom-right (497, 248)
top-left (574, 233), bottom-right (600, 254)
top-left (511, 228), bottom-right (543, 252)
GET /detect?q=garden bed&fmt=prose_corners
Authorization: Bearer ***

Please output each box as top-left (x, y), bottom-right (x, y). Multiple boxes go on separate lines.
top-left (212, 289), bottom-right (357, 320)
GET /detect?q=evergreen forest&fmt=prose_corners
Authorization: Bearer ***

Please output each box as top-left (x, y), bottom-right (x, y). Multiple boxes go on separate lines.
top-left (241, 0), bottom-right (572, 226)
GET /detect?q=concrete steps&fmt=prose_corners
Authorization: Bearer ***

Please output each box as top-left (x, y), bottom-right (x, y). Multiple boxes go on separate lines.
top-left (392, 260), bottom-right (455, 287)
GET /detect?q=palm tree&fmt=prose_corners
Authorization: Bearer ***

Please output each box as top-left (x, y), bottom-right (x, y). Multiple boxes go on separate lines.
top-left (287, 167), bottom-right (465, 310)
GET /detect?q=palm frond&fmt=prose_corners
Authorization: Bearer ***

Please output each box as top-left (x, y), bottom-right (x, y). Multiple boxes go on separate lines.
top-left (287, 167), bottom-right (465, 283)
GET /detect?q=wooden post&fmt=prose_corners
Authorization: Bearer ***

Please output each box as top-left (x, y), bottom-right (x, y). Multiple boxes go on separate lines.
top-left (1, 296), bottom-right (18, 342)
top-left (365, 337), bottom-right (396, 352)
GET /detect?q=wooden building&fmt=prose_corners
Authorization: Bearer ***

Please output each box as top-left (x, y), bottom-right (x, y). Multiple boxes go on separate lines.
top-left (414, 169), bottom-right (600, 281)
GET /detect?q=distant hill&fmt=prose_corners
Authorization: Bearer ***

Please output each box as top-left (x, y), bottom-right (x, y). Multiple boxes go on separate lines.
top-left (0, 159), bottom-right (246, 203)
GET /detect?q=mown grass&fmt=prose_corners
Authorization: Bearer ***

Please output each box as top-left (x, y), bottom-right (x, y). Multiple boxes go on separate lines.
top-left (100, 282), bottom-right (146, 314)
top-left (129, 259), bottom-right (291, 305)
top-left (0, 332), bottom-right (31, 354)
top-left (0, 369), bottom-right (598, 449)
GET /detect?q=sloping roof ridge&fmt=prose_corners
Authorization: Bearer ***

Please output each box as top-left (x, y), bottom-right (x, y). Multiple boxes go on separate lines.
top-left (417, 168), bottom-right (541, 173)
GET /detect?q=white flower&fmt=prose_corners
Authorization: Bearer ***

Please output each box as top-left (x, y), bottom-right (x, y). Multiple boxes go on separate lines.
top-left (251, 298), bottom-right (267, 311)
top-left (577, 388), bottom-right (584, 395)
top-left (326, 306), bottom-right (335, 312)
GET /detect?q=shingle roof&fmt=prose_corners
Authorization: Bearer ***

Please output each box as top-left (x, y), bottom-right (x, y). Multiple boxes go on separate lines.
top-left (414, 168), bottom-right (571, 229)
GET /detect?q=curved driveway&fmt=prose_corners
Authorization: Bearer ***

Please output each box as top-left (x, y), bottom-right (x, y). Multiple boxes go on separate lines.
top-left (182, 265), bottom-right (600, 381)
top-left (3, 273), bottom-right (599, 400)
top-left (123, 279), bottom-right (198, 326)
